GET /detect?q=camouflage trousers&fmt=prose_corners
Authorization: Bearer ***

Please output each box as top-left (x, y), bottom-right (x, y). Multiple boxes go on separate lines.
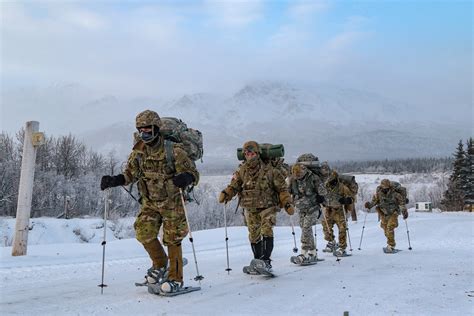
top-left (322, 206), bottom-right (347, 250)
top-left (298, 206), bottom-right (320, 251)
top-left (379, 211), bottom-right (399, 247)
top-left (133, 199), bottom-right (189, 282)
top-left (244, 207), bottom-right (277, 243)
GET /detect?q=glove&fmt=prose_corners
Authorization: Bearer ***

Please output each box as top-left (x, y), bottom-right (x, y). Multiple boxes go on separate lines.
top-left (402, 210), bottom-right (409, 219)
top-left (364, 201), bottom-right (371, 209)
top-left (218, 191), bottom-right (229, 204)
top-left (316, 195), bottom-right (325, 204)
top-left (100, 174), bottom-right (125, 190)
top-left (172, 172), bottom-right (194, 189)
top-left (405, 198), bottom-right (409, 204)
top-left (285, 203), bottom-right (295, 215)
top-left (338, 197), bottom-right (353, 205)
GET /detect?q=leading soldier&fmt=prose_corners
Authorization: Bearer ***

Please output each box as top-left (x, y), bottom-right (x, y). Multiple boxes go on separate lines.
top-left (100, 110), bottom-right (199, 294)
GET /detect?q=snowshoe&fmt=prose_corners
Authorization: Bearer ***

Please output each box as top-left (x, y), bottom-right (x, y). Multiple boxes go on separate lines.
top-left (250, 259), bottom-right (275, 277)
top-left (333, 248), bottom-right (351, 257)
top-left (145, 280), bottom-right (200, 297)
top-left (135, 257), bottom-right (188, 287)
top-left (291, 253), bottom-right (324, 266)
top-left (383, 246), bottom-right (402, 254)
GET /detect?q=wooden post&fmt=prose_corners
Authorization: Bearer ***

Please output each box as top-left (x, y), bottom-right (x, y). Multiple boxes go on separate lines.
top-left (12, 121), bottom-right (44, 256)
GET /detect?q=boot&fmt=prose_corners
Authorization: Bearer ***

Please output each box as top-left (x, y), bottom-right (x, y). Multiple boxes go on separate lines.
top-left (146, 265), bottom-right (168, 284)
top-left (307, 249), bottom-right (317, 260)
top-left (167, 244), bottom-right (183, 283)
top-left (251, 240), bottom-right (263, 259)
top-left (262, 236), bottom-right (274, 271)
top-left (323, 241), bottom-right (336, 253)
top-left (161, 280), bottom-right (183, 293)
top-left (334, 247), bottom-right (347, 257)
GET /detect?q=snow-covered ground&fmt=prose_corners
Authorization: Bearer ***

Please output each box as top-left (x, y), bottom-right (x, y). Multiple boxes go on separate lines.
top-left (1, 211), bottom-right (473, 316)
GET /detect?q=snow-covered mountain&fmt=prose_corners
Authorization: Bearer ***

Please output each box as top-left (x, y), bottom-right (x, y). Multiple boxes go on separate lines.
top-left (2, 81), bottom-right (470, 163)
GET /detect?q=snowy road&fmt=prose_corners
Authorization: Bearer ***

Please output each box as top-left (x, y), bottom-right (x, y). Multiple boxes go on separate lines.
top-left (1, 212), bottom-right (473, 316)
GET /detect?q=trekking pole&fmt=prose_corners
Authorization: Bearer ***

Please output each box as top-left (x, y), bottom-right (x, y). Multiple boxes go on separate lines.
top-left (223, 203), bottom-right (232, 274)
top-left (342, 205), bottom-right (353, 252)
top-left (121, 185), bottom-right (139, 204)
top-left (404, 219), bottom-right (413, 250)
top-left (290, 216), bottom-right (298, 253)
top-left (358, 211), bottom-right (369, 250)
top-left (98, 189), bottom-right (110, 294)
top-left (179, 188), bottom-right (204, 283)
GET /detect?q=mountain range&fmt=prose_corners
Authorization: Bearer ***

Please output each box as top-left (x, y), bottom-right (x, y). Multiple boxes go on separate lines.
top-left (2, 81), bottom-right (471, 165)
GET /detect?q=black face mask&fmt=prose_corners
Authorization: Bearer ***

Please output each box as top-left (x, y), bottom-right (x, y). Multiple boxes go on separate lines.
top-left (140, 131), bottom-right (154, 143)
top-left (381, 188), bottom-right (389, 194)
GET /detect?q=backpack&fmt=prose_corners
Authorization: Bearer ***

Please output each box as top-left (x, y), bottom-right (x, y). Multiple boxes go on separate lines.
top-left (160, 117), bottom-right (204, 163)
top-left (339, 174), bottom-right (359, 196)
top-left (295, 153), bottom-right (323, 177)
top-left (390, 181), bottom-right (408, 204)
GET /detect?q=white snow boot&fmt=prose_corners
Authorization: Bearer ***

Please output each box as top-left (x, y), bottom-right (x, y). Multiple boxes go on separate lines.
top-left (160, 280), bottom-right (183, 293)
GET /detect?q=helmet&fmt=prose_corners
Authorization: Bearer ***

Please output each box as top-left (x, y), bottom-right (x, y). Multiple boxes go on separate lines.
top-left (291, 163), bottom-right (308, 179)
top-left (296, 153), bottom-right (318, 163)
top-left (380, 179), bottom-right (391, 189)
top-left (242, 141), bottom-right (260, 155)
top-left (135, 110), bottom-right (161, 129)
top-left (135, 110), bottom-right (161, 144)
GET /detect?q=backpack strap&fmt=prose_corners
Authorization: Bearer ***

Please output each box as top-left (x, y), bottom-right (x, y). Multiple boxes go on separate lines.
top-left (164, 139), bottom-right (176, 173)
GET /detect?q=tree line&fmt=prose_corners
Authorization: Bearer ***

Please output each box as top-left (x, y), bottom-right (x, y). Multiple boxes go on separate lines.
top-left (0, 130), bottom-right (137, 219)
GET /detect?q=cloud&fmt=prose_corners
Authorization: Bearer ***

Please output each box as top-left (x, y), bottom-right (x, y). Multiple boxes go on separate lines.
top-left (204, 0), bottom-right (264, 27)
top-left (288, 0), bottom-right (330, 20)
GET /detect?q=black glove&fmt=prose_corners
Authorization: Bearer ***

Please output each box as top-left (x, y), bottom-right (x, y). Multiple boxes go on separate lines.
top-left (316, 195), bottom-right (325, 204)
top-left (405, 198), bottom-right (409, 204)
top-left (100, 174), bottom-right (125, 190)
top-left (172, 172), bottom-right (194, 189)
top-left (338, 197), bottom-right (353, 205)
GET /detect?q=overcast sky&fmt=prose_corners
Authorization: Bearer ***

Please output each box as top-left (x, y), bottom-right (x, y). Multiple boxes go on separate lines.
top-left (1, 1), bottom-right (472, 119)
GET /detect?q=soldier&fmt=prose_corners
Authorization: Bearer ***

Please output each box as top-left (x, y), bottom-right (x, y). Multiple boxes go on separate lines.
top-left (289, 163), bottom-right (325, 263)
top-left (100, 110), bottom-right (199, 293)
top-left (321, 170), bottom-right (353, 257)
top-left (364, 179), bottom-right (408, 253)
top-left (218, 141), bottom-right (295, 273)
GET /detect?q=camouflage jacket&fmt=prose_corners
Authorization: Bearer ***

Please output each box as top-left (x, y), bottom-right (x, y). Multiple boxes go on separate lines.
top-left (367, 187), bottom-right (404, 215)
top-left (323, 181), bottom-right (352, 208)
top-left (289, 172), bottom-right (322, 210)
top-left (122, 139), bottom-right (199, 204)
top-left (223, 158), bottom-right (291, 209)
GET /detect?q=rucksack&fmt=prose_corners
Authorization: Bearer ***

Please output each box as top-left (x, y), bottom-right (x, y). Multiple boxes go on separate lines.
top-left (390, 181), bottom-right (408, 204)
top-left (237, 143), bottom-right (285, 161)
top-left (295, 153), bottom-right (322, 177)
top-left (339, 174), bottom-right (359, 196)
top-left (160, 117), bottom-right (204, 162)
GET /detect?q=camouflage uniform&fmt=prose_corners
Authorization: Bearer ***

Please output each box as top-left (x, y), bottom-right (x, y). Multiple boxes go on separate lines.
top-left (220, 141), bottom-right (294, 265)
top-left (289, 163), bottom-right (323, 251)
top-left (120, 110), bottom-right (199, 283)
top-left (321, 171), bottom-right (352, 251)
top-left (365, 179), bottom-right (405, 248)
